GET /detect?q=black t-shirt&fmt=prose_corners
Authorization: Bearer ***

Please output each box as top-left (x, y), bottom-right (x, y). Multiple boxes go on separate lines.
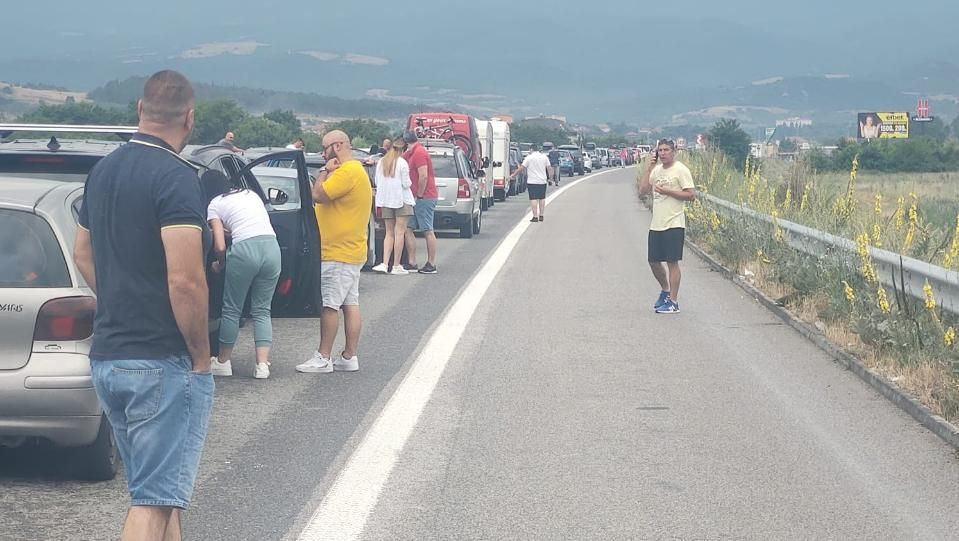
top-left (78, 133), bottom-right (210, 361)
top-left (547, 150), bottom-right (560, 166)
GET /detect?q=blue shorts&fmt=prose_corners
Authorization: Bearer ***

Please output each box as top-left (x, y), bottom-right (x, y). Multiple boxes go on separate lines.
top-left (408, 198), bottom-right (437, 232)
top-left (91, 355), bottom-right (214, 509)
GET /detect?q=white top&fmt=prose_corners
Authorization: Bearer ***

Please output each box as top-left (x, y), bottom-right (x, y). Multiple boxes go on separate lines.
top-left (207, 189), bottom-right (276, 243)
top-left (523, 151), bottom-right (551, 184)
top-left (374, 157), bottom-right (415, 209)
top-left (285, 144), bottom-right (299, 149)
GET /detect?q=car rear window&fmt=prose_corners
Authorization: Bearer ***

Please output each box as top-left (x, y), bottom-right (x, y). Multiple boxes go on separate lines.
top-left (428, 154), bottom-right (459, 178)
top-left (0, 209), bottom-right (71, 288)
top-left (0, 154), bottom-right (102, 182)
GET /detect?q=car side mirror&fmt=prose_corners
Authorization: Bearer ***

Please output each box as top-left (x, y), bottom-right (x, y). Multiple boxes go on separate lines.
top-left (492, 161), bottom-right (502, 167)
top-left (267, 187), bottom-right (289, 205)
top-left (482, 157), bottom-right (490, 168)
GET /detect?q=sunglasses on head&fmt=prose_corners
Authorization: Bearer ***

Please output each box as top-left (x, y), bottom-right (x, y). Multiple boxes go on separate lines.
top-left (657, 139), bottom-right (675, 146)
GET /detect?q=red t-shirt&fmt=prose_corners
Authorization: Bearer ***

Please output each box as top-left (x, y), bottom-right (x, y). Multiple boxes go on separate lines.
top-left (403, 143), bottom-right (437, 200)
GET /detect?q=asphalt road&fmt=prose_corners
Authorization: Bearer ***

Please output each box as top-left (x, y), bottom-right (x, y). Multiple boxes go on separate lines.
top-left (3, 167), bottom-right (959, 540)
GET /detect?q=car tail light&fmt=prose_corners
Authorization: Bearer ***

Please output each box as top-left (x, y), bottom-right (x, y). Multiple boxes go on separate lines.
top-left (494, 178), bottom-right (505, 187)
top-left (34, 296), bottom-right (96, 341)
top-left (457, 178), bottom-right (470, 199)
top-left (277, 277), bottom-right (293, 296)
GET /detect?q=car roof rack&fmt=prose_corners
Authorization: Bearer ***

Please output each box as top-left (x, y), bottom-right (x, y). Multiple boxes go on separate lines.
top-left (0, 123), bottom-right (138, 141)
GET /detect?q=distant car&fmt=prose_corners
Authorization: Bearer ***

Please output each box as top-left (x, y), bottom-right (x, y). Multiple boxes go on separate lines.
top-left (557, 150), bottom-right (574, 176)
top-left (557, 144), bottom-right (584, 175)
top-left (588, 151), bottom-right (602, 170)
top-left (423, 140), bottom-right (483, 239)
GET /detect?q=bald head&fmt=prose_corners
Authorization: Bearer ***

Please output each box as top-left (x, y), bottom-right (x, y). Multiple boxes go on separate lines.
top-left (322, 129), bottom-right (352, 161)
top-left (140, 70), bottom-right (194, 124)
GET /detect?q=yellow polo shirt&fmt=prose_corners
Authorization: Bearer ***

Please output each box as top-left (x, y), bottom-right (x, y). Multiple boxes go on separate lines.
top-left (648, 161), bottom-right (695, 231)
top-left (315, 160), bottom-right (372, 264)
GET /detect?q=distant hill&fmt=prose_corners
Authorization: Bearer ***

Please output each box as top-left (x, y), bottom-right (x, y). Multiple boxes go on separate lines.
top-left (88, 77), bottom-right (431, 120)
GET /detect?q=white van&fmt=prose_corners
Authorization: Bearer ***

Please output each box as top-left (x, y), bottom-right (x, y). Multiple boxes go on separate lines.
top-left (474, 119), bottom-right (495, 210)
top-left (490, 119), bottom-right (511, 201)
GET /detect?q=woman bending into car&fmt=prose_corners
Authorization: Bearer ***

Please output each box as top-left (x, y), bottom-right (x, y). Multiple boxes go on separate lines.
top-left (371, 136), bottom-right (416, 275)
top-left (202, 170), bottom-right (281, 379)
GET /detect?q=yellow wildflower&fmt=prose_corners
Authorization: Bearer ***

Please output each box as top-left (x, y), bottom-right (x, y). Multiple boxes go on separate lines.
top-left (842, 281), bottom-right (855, 303)
top-left (872, 223), bottom-right (882, 247)
top-left (923, 280), bottom-right (936, 311)
top-left (710, 210), bottom-right (721, 232)
top-left (945, 327), bottom-right (956, 347)
top-left (894, 196), bottom-right (905, 229)
top-left (782, 186), bottom-right (792, 212)
top-left (877, 287), bottom-right (891, 314)
top-left (945, 214), bottom-right (959, 268)
top-left (903, 194), bottom-right (919, 251)
top-left (874, 193), bottom-right (882, 217)
top-left (799, 183), bottom-right (810, 212)
top-left (856, 233), bottom-right (878, 284)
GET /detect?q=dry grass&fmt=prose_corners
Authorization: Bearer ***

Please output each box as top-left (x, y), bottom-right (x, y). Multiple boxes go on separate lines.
top-left (743, 252), bottom-right (958, 423)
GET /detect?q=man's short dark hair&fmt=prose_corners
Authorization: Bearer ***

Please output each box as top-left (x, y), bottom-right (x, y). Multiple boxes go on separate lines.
top-left (530, 143), bottom-right (539, 151)
top-left (402, 130), bottom-right (418, 144)
top-left (657, 138), bottom-right (676, 149)
top-left (141, 70), bottom-right (194, 124)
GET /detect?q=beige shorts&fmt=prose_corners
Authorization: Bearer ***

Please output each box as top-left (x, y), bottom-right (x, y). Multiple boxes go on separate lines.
top-left (380, 204), bottom-right (414, 219)
top-left (321, 261), bottom-right (363, 309)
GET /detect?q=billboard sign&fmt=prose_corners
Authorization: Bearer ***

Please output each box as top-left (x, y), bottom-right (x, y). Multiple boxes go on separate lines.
top-left (858, 112), bottom-right (909, 140)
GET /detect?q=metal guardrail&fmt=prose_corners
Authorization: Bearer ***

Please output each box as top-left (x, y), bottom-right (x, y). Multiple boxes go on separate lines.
top-left (705, 194), bottom-right (959, 316)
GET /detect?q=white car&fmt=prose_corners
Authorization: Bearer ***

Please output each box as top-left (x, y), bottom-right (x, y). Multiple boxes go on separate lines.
top-left (582, 152), bottom-right (593, 173)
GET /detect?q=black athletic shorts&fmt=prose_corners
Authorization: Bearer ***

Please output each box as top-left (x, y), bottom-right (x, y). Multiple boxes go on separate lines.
top-left (528, 183), bottom-right (547, 200)
top-left (648, 227), bottom-right (685, 262)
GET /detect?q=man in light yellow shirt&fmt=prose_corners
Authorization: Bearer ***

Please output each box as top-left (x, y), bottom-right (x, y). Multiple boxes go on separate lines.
top-left (297, 129), bottom-right (372, 374)
top-left (638, 138), bottom-right (697, 314)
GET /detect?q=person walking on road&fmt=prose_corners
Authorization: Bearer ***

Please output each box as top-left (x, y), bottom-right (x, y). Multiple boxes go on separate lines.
top-left (509, 143), bottom-right (552, 222)
top-left (73, 69), bottom-right (214, 541)
top-left (401, 130), bottom-right (439, 274)
top-left (296, 129), bottom-right (372, 373)
top-left (218, 131), bottom-right (244, 154)
top-left (203, 171), bottom-right (282, 379)
top-left (371, 136), bottom-right (416, 275)
top-left (620, 147), bottom-right (629, 168)
top-left (638, 138), bottom-right (697, 314)
top-left (547, 145), bottom-right (561, 185)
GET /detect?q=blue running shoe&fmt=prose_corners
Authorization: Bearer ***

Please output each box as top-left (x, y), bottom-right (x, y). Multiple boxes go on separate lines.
top-left (654, 290), bottom-right (670, 310)
top-left (656, 300), bottom-right (680, 314)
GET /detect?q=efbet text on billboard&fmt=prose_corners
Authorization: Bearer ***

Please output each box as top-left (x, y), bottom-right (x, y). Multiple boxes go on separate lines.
top-left (858, 112), bottom-right (910, 140)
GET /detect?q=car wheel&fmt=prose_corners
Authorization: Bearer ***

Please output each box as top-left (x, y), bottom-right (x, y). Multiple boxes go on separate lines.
top-left (71, 414), bottom-right (120, 481)
top-left (472, 205), bottom-right (482, 234)
top-left (508, 180), bottom-right (516, 196)
top-left (459, 217), bottom-right (474, 238)
top-left (480, 197), bottom-right (488, 211)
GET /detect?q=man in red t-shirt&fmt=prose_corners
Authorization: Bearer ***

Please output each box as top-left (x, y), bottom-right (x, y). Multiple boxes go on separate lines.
top-left (401, 131), bottom-right (439, 274)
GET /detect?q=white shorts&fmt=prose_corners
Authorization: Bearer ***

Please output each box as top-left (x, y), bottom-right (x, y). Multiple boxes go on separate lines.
top-left (321, 261), bottom-right (362, 309)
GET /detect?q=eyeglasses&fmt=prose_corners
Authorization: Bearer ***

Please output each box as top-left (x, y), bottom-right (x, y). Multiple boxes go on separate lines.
top-left (323, 141), bottom-right (345, 152)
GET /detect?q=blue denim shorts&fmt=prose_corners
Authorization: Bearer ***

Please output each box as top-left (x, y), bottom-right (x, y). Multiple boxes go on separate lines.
top-left (408, 198), bottom-right (437, 232)
top-left (91, 355), bottom-right (214, 509)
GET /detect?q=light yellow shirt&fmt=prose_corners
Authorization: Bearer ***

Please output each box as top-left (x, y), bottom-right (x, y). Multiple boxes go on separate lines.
top-left (314, 160), bottom-right (372, 264)
top-left (648, 161), bottom-right (695, 231)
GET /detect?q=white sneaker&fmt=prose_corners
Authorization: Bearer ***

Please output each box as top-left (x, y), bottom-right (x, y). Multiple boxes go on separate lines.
top-left (333, 355), bottom-right (359, 372)
top-left (371, 263), bottom-right (389, 274)
top-left (211, 357), bottom-right (233, 377)
top-left (390, 266), bottom-right (409, 275)
top-left (254, 362), bottom-right (270, 379)
top-left (295, 352), bottom-right (333, 373)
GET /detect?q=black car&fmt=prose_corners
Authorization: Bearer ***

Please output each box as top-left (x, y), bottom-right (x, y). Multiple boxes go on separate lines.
top-left (556, 144), bottom-right (585, 175)
top-left (508, 147), bottom-right (527, 195)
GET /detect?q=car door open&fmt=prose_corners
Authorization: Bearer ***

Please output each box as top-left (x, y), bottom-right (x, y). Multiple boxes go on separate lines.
top-left (230, 151), bottom-right (322, 316)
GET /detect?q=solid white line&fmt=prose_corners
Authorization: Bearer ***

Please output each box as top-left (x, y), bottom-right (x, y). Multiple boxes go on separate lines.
top-left (296, 168), bottom-right (625, 541)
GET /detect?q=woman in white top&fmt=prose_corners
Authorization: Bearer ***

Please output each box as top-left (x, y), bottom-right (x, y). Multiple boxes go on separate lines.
top-left (371, 137), bottom-right (416, 275)
top-left (202, 171), bottom-right (281, 379)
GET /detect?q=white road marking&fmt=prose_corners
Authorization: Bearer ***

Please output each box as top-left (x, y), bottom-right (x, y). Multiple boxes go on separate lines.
top-left (296, 168), bottom-right (626, 541)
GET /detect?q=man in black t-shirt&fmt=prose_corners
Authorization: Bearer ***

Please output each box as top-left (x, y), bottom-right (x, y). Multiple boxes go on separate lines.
top-left (74, 70), bottom-right (214, 541)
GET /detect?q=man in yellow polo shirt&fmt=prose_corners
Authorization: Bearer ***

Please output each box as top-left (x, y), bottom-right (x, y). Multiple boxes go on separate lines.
top-left (296, 130), bottom-right (372, 374)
